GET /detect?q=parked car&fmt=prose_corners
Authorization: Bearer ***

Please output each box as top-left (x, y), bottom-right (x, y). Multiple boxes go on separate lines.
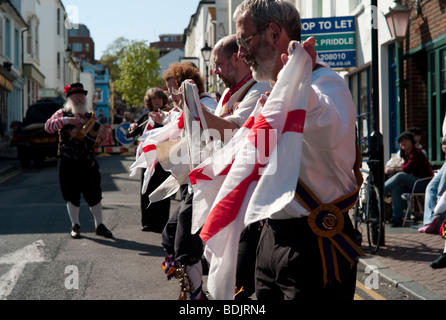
top-left (11, 97), bottom-right (65, 168)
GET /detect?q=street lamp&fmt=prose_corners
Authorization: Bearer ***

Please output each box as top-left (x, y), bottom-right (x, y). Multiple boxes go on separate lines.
top-left (385, 1), bottom-right (411, 42)
top-left (201, 42), bottom-right (212, 92)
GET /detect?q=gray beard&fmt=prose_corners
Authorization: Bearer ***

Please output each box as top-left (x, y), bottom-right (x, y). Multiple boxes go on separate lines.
top-left (64, 100), bottom-right (88, 115)
top-left (251, 42), bottom-right (278, 82)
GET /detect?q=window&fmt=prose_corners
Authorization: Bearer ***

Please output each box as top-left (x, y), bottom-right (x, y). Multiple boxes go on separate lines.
top-left (349, 0), bottom-right (362, 13)
top-left (5, 18), bottom-right (11, 59)
top-left (427, 46), bottom-right (446, 164)
top-left (72, 43), bottom-right (82, 52)
top-left (27, 19), bottom-right (32, 55)
top-left (314, 0), bottom-right (323, 17)
top-left (14, 28), bottom-right (20, 67)
top-left (57, 8), bottom-right (61, 35)
top-left (35, 22), bottom-right (39, 59)
top-left (94, 88), bottom-right (103, 103)
top-left (57, 52), bottom-right (61, 79)
top-left (350, 67), bottom-right (371, 156)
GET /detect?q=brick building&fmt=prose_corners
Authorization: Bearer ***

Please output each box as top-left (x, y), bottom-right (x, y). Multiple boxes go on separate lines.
top-left (68, 24), bottom-right (95, 64)
top-left (403, 0), bottom-right (446, 165)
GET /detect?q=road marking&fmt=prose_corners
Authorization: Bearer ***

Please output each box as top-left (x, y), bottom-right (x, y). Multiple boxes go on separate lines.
top-left (0, 240), bottom-right (47, 300)
top-left (356, 280), bottom-right (387, 300)
top-left (0, 168), bottom-right (24, 184)
top-left (354, 293), bottom-right (364, 300)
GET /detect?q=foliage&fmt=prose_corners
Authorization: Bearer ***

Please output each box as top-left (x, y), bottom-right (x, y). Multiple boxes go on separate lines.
top-left (100, 38), bottom-right (164, 108)
top-left (99, 37), bottom-right (130, 82)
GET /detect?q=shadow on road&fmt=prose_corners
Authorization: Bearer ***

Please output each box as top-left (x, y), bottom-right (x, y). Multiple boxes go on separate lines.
top-left (80, 235), bottom-right (167, 257)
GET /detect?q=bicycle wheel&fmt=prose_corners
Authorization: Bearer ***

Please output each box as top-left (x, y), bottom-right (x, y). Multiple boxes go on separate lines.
top-left (366, 185), bottom-right (383, 254)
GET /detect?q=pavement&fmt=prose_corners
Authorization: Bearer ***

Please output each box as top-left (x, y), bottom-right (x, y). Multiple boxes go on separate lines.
top-left (1, 143), bottom-right (445, 300)
top-left (357, 222), bottom-right (446, 300)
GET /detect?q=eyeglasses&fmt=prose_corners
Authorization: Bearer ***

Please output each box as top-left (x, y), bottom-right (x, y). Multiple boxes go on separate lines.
top-left (236, 32), bottom-right (259, 50)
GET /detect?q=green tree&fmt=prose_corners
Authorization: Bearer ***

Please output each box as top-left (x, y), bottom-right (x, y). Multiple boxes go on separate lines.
top-left (113, 40), bottom-right (164, 108)
top-left (99, 36), bottom-right (130, 82)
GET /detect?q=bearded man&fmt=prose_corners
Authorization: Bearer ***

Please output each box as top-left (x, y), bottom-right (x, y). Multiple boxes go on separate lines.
top-left (233, 0), bottom-right (362, 300)
top-left (45, 83), bottom-right (112, 239)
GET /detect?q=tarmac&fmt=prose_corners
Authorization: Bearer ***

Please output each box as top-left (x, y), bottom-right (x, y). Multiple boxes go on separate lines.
top-left (1, 143), bottom-right (445, 300)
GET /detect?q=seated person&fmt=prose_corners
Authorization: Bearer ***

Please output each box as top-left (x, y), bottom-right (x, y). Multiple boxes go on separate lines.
top-left (429, 194), bottom-right (446, 268)
top-left (420, 115), bottom-right (446, 233)
top-left (384, 131), bottom-right (434, 227)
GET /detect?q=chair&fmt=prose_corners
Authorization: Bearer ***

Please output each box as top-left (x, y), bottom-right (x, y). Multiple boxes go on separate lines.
top-left (401, 176), bottom-right (433, 227)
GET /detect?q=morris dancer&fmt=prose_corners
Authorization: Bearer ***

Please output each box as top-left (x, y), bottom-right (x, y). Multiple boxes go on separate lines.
top-left (161, 35), bottom-right (270, 300)
top-left (232, 0), bottom-right (363, 299)
top-left (45, 83), bottom-right (112, 239)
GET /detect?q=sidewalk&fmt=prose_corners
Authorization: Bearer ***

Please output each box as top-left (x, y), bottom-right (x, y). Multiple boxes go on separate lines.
top-left (358, 222), bottom-right (446, 300)
top-left (1, 142), bottom-right (445, 300)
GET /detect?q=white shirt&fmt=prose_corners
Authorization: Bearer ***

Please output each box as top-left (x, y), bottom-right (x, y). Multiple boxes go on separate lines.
top-left (214, 81), bottom-right (271, 127)
top-left (271, 65), bottom-right (358, 219)
top-left (200, 94), bottom-right (218, 114)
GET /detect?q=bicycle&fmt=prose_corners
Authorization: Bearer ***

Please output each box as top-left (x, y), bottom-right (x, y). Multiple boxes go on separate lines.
top-left (353, 159), bottom-right (384, 254)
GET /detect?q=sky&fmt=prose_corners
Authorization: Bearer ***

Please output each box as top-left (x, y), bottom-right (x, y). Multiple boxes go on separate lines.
top-left (62, 0), bottom-right (201, 60)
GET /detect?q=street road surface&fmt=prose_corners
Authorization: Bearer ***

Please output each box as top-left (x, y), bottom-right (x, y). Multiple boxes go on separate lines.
top-left (0, 155), bottom-right (419, 303)
top-left (0, 155), bottom-right (180, 300)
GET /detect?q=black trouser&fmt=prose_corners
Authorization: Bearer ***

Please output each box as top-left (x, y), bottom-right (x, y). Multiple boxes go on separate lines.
top-left (235, 221), bottom-right (262, 300)
top-left (161, 188), bottom-right (203, 266)
top-left (58, 156), bottom-right (102, 207)
top-left (140, 162), bottom-right (171, 231)
top-left (255, 213), bottom-right (357, 300)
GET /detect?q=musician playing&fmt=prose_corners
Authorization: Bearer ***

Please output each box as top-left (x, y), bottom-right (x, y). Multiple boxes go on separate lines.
top-left (45, 82), bottom-right (113, 239)
top-left (126, 87), bottom-right (172, 232)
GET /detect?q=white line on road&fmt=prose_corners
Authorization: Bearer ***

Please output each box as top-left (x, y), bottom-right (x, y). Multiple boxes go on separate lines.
top-left (0, 240), bottom-right (47, 300)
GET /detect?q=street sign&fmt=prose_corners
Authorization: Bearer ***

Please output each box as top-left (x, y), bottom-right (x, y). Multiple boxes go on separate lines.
top-left (301, 16), bottom-right (356, 68)
top-left (115, 122), bottom-right (135, 147)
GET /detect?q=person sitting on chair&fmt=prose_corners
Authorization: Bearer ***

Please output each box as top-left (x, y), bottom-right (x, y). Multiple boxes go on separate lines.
top-left (384, 131), bottom-right (433, 227)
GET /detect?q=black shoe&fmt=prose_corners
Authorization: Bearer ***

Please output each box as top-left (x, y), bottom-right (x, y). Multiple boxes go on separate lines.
top-left (430, 254), bottom-right (446, 269)
top-left (71, 224), bottom-right (81, 239)
top-left (96, 224), bottom-right (113, 238)
top-left (389, 217), bottom-right (403, 227)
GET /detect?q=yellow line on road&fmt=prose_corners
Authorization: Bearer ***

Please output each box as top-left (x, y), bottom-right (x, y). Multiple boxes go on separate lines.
top-left (356, 281), bottom-right (387, 300)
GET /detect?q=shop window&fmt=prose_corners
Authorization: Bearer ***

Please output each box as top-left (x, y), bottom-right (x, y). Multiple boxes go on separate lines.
top-left (428, 46), bottom-right (446, 164)
top-left (350, 67), bottom-right (371, 157)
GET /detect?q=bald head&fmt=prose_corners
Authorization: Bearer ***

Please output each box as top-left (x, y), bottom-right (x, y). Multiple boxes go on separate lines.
top-left (212, 34), bottom-right (253, 88)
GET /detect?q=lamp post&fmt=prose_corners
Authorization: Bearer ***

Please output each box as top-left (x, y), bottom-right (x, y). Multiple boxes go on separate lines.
top-left (201, 42), bottom-right (212, 92)
top-left (385, 1), bottom-right (411, 139)
top-left (369, 0), bottom-right (385, 247)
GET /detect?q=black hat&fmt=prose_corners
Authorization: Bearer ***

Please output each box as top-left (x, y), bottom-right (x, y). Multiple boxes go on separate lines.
top-left (64, 83), bottom-right (88, 97)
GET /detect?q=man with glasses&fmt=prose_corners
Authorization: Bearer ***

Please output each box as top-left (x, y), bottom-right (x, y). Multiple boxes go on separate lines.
top-left (233, 0), bottom-right (362, 300)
